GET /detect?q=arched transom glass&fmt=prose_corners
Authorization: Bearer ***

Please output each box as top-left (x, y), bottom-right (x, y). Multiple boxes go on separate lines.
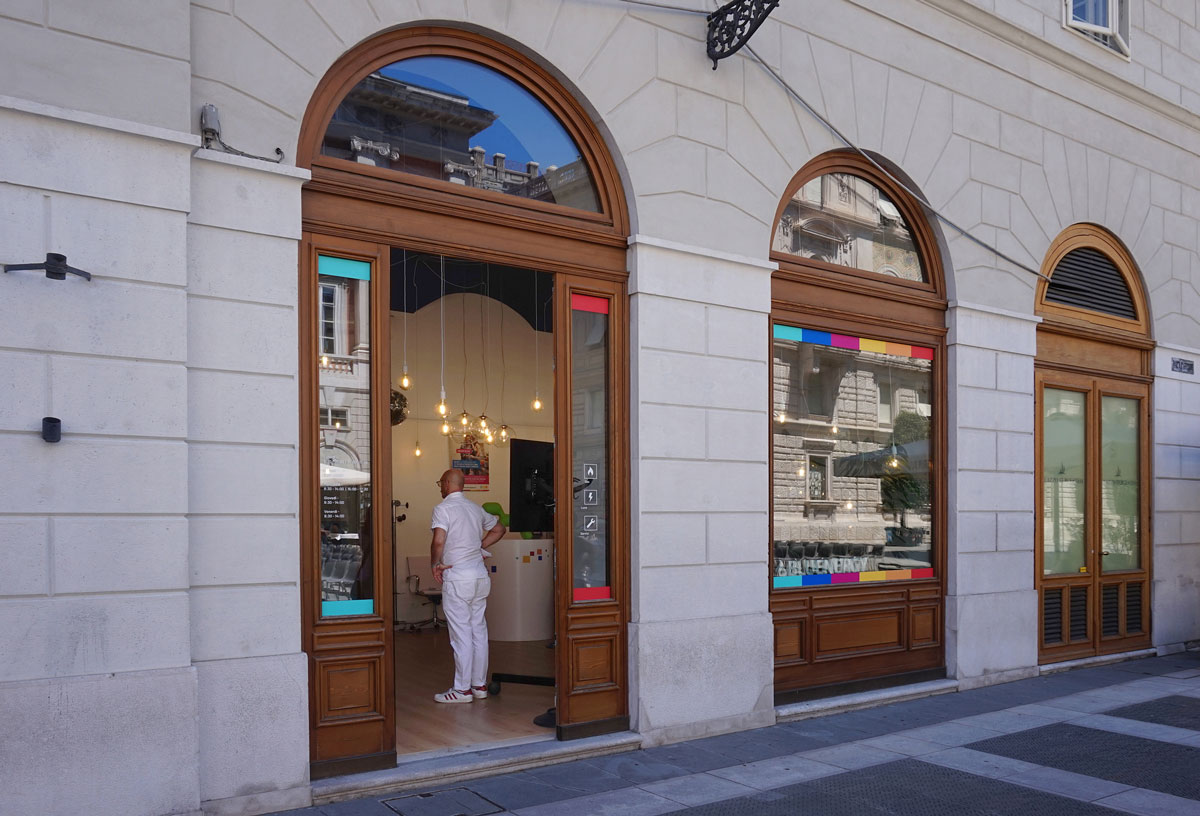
top-left (322, 55), bottom-right (600, 212)
top-left (775, 173), bottom-right (926, 283)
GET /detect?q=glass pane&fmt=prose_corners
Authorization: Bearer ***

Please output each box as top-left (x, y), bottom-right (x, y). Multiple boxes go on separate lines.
top-left (1101, 396), bottom-right (1140, 571)
top-left (1073, 0), bottom-right (1109, 27)
top-left (1043, 388), bottom-right (1087, 576)
top-left (318, 257), bottom-right (375, 617)
top-left (772, 325), bottom-right (935, 588)
top-left (571, 294), bottom-right (610, 602)
top-left (773, 173), bottom-right (927, 282)
top-left (321, 56), bottom-right (600, 212)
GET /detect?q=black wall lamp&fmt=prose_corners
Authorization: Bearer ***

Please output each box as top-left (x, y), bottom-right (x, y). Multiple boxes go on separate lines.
top-left (707, 0), bottom-right (779, 69)
top-left (4, 252), bottom-right (92, 281)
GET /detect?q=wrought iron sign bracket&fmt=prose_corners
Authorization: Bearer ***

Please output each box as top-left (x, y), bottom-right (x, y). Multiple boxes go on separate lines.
top-left (707, 0), bottom-right (779, 69)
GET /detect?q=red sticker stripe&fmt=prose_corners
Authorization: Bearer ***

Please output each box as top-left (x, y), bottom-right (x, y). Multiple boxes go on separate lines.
top-left (573, 586), bottom-right (611, 601)
top-left (571, 293), bottom-right (609, 314)
top-left (911, 568), bottom-right (935, 579)
top-left (910, 346), bottom-right (934, 360)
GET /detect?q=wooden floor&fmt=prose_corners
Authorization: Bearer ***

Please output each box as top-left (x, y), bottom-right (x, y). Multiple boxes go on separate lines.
top-left (394, 627), bottom-right (556, 756)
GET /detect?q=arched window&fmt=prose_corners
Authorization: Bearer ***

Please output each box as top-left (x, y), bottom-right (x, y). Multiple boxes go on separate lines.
top-left (1035, 224), bottom-right (1152, 664)
top-left (774, 172), bottom-right (927, 283)
top-left (769, 151), bottom-right (946, 700)
top-left (298, 27), bottom-right (627, 235)
top-left (318, 55), bottom-right (600, 212)
top-left (298, 27), bottom-right (631, 771)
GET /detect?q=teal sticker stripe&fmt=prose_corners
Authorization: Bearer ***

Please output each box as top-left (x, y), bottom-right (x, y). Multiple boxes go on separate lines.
top-left (773, 324), bottom-right (804, 342)
top-left (773, 576), bottom-right (806, 588)
top-left (318, 255), bottom-right (371, 281)
top-left (322, 599), bottom-right (374, 617)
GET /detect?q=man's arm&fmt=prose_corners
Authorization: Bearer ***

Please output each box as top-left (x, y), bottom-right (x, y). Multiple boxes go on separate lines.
top-left (481, 522), bottom-right (507, 550)
top-left (430, 527), bottom-right (449, 583)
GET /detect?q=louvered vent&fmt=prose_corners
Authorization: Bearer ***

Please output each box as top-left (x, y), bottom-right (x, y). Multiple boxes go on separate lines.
top-left (1043, 589), bottom-right (1063, 644)
top-left (1102, 585), bottom-right (1120, 637)
top-left (1126, 583), bottom-right (1143, 634)
top-left (1070, 586), bottom-right (1089, 641)
top-left (1046, 248), bottom-right (1136, 319)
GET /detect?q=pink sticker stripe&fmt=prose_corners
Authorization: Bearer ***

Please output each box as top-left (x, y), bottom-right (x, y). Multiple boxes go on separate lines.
top-left (831, 333), bottom-right (860, 350)
top-left (831, 572), bottom-right (859, 584)
top-left (571, 293), bottom-right (609, 314)
top-left (573, 586), bottom-right (611, 601)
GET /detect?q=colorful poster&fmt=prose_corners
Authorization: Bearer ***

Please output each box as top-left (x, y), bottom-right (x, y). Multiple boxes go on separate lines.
top-left (450, 432), bottom-right (489, 491)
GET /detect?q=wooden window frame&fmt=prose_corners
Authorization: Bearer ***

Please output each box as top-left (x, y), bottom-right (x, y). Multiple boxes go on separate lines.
top-left (770, 151), bottom-right (948, 700)
top-left (1035, 223), bottom-right (1153, 664)
top-left (298, 25), bottom-right (631, 774)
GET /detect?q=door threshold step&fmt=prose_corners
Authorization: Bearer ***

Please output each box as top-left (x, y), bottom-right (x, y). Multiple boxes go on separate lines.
top-left (1039, 647), bottom-right (1157, 674)
top-left (776, 678), bottom-right (959, 723)
top-left (311, 730), bottom-right (642, 805)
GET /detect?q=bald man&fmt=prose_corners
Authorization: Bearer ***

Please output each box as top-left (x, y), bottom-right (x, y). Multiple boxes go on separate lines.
top-left (429, 469), bottom-right (507, 704)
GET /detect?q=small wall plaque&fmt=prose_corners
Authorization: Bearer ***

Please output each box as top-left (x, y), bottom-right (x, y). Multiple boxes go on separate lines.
top-left (1171, 357), bottom-right (1194, 375)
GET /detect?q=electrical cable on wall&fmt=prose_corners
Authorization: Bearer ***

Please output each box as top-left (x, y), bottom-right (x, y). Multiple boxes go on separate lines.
top-left (618, 0), bottom-right (1049, 281)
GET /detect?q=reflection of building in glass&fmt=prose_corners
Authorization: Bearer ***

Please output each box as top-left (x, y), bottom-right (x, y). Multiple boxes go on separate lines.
top-left (318, 274), bottom-right (373, 603)
top-left (774, 173), bottom-right (923, 282)
top-left (773, 338), bottom-right (933, 575)
top-left (322, 69), bottom-right (597, 210)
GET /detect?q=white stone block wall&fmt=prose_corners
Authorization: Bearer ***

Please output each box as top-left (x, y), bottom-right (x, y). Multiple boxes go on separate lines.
top-left (0, 97), bottom-right (202, 816)
top-left (628, 238), bottom-right (775, 745)
top-left (186, 150), bottom-right (311, 813)
top-left (946, 304), bottom-right (1042, 685)
top-left (1151, 344), bottom-right (1200, 648)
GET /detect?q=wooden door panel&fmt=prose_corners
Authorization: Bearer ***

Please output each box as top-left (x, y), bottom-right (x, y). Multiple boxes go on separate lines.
top-left (301, 234), bottom-right (396, 777)
top-left (555, 275), bottom-right (629, 736)
top-left (814, 611), bottom-right (904, 657)
top-left (1036, 364), bottom-right (1152, 663)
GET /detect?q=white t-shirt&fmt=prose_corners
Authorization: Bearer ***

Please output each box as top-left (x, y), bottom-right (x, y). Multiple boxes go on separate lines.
top-left (431, 491), bottom-right (499, 583)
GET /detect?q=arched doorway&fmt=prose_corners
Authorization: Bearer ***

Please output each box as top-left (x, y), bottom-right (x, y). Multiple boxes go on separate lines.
top-left (768, 151), bottom-right (948, 700)
top-left (296, 26), bottom-right (631, 776)
top-left (1035, 224), bottom-right (1153, 664)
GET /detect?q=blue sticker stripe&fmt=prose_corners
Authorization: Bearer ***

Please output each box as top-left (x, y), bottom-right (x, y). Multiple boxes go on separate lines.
top-left (322, 599), bottom-right (374, 617)
top-left (804, 574), bottom-right (832, 586)
top-left (773, 324), bottom-right (804, 342)
top-left (801, 329), bottom-right (832, 346)
top-left (318, 255), bottom-right (371, 281)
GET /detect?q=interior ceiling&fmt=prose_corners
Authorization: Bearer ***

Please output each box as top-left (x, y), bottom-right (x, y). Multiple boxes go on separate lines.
top-left (390, 250), bottom-right (554, 332)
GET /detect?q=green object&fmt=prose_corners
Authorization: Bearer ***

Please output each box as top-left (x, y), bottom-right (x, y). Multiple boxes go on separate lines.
top-left (521, 531), bottom-right (533, 540)
top-left (481, 502), bottom-right (512, 528)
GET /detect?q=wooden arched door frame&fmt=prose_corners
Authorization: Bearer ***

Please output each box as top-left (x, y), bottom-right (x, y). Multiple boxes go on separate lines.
top-left (297, 25), bottom-right (632, 777)
top-left (1034, 223), bottom-right (1153, 664)
top-left (768, 150), bottom-right (949, 700)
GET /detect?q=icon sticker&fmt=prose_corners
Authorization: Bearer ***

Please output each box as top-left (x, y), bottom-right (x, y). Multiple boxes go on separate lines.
top-left (583, 488), bottom-right (598, 506)
top-left (583, 463), bottom-right (598, 480)
top-left (582, 515), bottom-right (598, 532)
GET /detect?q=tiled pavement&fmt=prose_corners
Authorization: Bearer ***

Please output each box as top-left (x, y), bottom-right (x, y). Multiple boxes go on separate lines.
top-left (278, 650), bottom-right (1200, 816)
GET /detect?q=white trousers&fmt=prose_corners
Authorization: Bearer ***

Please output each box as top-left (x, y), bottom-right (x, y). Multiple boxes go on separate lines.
top-left (442, 576), bottom-right (491, 691)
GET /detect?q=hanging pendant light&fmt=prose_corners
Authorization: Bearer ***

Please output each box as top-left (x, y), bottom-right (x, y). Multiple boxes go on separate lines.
top-left (532, 268), bottom-right (543, 412)
top-left (436, 254), bottom-right (447, 418)
top-left (399, 249), bottom-right (413, 390)
top-left (414, 440), bottom-right (422, 457)
top-left (440, 419), bottom-right (451, 436)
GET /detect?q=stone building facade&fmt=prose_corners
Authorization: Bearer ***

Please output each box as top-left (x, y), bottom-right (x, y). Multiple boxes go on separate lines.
top-left (1, 1), bottom-right (1199, 814)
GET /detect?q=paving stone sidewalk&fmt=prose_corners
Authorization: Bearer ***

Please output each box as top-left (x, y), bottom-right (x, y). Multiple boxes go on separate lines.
top-left (278, 650), bottom-right (1200, 816)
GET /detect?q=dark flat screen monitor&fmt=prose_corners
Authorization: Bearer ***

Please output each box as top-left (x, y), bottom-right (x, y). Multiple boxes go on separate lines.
top-left (509, 439), bottom-right (553, 534)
